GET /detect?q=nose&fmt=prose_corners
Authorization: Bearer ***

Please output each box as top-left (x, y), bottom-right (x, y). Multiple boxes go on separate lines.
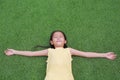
top-left (57, 38), bottom-right (60, 41)
top-left (56, 37), bottom-right (61, 41)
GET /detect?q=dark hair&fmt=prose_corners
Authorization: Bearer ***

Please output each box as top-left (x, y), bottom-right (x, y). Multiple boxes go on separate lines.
top-left (33, 30), bottom-right (68, 50)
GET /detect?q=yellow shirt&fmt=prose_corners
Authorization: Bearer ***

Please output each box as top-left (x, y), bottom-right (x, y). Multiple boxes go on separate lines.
top-left (45, 48), bottom-right (74, 80)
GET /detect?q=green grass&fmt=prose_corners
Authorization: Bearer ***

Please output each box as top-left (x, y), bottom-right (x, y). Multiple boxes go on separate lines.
top-left (0, 0), bottom-right (120, 80)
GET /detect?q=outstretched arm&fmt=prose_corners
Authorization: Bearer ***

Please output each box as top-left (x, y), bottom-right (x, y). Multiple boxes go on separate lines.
top-left (69, 48), bottom-right (116, 60)
top-left (4, 48), bottom-right (48, 56)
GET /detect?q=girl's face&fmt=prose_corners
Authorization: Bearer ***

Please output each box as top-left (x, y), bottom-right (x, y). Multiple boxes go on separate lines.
top-left (50, 32), bottom-right (67, 48)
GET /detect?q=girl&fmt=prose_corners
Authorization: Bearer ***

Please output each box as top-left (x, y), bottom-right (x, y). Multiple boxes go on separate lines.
top-left (5, 30), bottom-right (116, 80)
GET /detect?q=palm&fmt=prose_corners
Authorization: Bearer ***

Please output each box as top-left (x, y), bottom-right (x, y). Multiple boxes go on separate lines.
top-left (106, 52), bottom-right (116, 60)
top-left (5, 49), bottom-right (14, 56)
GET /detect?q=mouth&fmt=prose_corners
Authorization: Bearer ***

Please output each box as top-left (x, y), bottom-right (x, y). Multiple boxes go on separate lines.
top-left (56, 41), bottom-right (61, 42)
top-left (56, 41), bottom-right (62, 42)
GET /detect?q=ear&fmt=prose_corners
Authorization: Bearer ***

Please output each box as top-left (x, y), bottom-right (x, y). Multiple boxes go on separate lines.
top-left (50, 41), bottom-right (54, 45)
top-left (65, 40), bottom-right (67, 44)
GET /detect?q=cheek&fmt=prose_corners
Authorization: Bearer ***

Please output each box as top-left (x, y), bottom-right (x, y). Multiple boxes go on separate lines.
top-left (61, 38), bottom-right (65, 41)
top-left (51, 38), bottom-right (58, 43)
top-left (52, 38), bottom-right (57, 41)
top-left (61, 39), bottom-right (66, 44)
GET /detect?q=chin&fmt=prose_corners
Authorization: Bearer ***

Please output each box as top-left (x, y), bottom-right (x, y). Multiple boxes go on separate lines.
top-left (55, 44), bottom-right (64, 47)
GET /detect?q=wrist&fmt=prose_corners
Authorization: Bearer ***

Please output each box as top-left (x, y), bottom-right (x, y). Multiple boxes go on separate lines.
top-left (13, 50), bottom-right (17, 55)
top-left (101, 53), bottom-right (107, 58)
top-left (105, 53), bottom-right (108, 58)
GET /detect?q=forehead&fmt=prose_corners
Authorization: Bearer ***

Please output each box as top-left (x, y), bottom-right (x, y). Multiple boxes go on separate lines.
top-left (53, 32), bottom-right (64, 36)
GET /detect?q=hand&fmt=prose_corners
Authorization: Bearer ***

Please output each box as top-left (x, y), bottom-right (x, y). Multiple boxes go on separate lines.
top-left (4, 49), bottom-right (16, 56)
top-left (105, 52), bottom-right (117, 60)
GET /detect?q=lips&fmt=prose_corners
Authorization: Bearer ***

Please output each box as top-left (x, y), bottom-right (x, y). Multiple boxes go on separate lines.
top-left (56, 41), bottom-right (61, 42)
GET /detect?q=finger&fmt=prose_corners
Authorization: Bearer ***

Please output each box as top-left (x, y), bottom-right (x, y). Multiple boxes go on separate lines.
top-left (114, 54), bottom-right (117, 58)
top-left (111, 55), bottom-right (116, 60)
top-left (7, 48), bottom-right (9, 50)
top-left (4, 50), bottom-right (8, 53)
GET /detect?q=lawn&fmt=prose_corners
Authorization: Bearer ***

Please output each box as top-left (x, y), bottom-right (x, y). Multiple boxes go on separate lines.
top-left (0, 0), bottom-right (120, 80)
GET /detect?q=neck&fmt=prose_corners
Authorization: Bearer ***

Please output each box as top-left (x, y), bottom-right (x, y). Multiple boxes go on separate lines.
top-left (55, 47), bottom-right (64, 49)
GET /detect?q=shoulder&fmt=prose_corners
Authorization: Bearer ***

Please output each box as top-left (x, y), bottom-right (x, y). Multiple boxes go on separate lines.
top-left (67, 47), bottom-right (74, 55)
top-left (48, 48), bottom-right (54, 50)
top-left (67, 47), bottom-right (83, 55)
top-left (47, 48), bottom-right (55, 52)
top-left (67, 47), bottom-right (75, 51)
